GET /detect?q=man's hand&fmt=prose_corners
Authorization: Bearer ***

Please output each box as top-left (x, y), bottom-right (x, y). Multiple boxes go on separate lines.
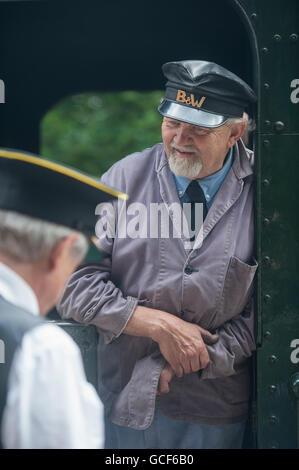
top-left (124, 306), bottom-right (219, 378)
top-left (157, 363), bottom-right (175, 395)
top-left (154, 314), bottom-right (219, 378)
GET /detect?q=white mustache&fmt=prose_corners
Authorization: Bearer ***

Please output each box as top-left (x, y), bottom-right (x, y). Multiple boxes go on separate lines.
top-left (171, 143), bottom-right (200, 154)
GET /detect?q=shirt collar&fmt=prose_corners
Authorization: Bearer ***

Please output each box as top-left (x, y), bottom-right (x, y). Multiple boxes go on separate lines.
top-left (0, 262), bottom-right (40, 316)
top-left (173, 147), bottom-right (234, 202)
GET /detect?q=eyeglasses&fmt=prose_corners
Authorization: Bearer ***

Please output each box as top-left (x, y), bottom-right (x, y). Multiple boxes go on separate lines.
top-left (163, 118), bottom-right (214, 136)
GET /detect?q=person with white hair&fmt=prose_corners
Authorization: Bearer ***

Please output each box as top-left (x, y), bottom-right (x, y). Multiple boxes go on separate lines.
top-left (58, 60), bottom-right (258, 449)
top-left (0, 149), bottom-right (126, 449)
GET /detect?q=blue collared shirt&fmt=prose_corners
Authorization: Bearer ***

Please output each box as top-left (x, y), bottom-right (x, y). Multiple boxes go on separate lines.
top-left (173, 147), bottom-right (233, 209)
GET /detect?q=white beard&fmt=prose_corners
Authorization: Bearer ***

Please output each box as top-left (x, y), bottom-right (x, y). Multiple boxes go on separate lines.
top-left (168, 148), bottom-right (203, 179)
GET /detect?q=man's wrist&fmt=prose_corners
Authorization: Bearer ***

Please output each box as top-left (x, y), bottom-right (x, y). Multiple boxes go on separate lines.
top-left (124, 305), bottom-right (175, 342)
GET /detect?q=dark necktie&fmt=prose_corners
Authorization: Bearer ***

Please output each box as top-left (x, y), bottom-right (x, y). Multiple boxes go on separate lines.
top-left (185, 180), bottom-right (208, 237)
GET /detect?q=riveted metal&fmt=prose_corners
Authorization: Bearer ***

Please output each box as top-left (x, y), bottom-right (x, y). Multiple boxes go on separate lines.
top-left (264, 83), bottom-right (270, 90)
top-left (263, 139), bottom-right (270, 147)
top-left (290, 33), bottom-right (298, 42)
top-left (263, 256), bottom-right (271, 265)
top-left (264, 120), bottom-right (271, 127)
top-left (262, 47), bottom-right (269, 54)
top-left (268, 415), bottom-right (279, 424)
top-left (264, 293), bottom-right (272, 303)
top-left (262, 179), bottom-right (270, 187)
top-left (268, 384), bottom-right (277, 394)
top-left (273, 34), bottom-right (282, 42)
top-left (268, 355), bottom-right (278, 364)
top-left (251, 13), bottom-right (257, 20)
top-left (262, 217), bottom-right (270, 226)
top-left (274, 121), bottom-right (285, 133)
top-left (290, 373), bottom-right (299, 399)
top-left (264, 330), bottom-right (271, 339)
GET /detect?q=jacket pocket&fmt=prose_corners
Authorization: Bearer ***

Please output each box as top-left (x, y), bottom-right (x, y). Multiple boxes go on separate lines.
top-left (217, 256), bottom-right (258, 322)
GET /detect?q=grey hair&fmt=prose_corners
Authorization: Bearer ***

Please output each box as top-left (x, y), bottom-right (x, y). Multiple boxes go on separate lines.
top-left (0, 210), bottom-right (89, 263)
top-left (225, 116), bottom-right (248, 126)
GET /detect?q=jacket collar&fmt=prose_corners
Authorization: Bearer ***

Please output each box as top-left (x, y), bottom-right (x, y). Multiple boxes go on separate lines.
top-left (232, 139), bottom-right (254, 180)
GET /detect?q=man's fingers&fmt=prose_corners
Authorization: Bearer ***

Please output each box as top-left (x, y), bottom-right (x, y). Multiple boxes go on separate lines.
top-left (198, 345), bottom-right (210, 369)
top-left (189, 352), bottom-right (201, 373)
top-left (198, 328), bottom-right (219, 346)
top-left (171, 345), bottom-right (209, 375)
top-left (157, 318), bottom-right (218, 376)
top-left (179, 352), bottom-right (192, 375)
top-left (158, 363), bottom-right (175, 395)
top-left (170, 362), bottom-right (184, 378)
top-left (158, 376), bottom-right (170, 394)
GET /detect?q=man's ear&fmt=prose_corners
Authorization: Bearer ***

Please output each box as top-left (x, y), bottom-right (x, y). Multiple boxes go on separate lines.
top-left (227, 122), bottom-right (247, 148)
top-left (48, 233), bottom-right (79, 272)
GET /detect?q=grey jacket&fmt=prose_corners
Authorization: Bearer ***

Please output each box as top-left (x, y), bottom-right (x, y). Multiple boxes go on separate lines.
top-left (58, 140), bottom-right (258, 429)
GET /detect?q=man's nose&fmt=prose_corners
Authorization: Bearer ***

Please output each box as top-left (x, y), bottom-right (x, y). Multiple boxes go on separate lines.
top-left (173, 126), bottom-right (193, 146)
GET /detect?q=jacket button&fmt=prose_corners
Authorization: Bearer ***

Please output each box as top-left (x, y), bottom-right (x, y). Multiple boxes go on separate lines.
top-left (184, 265), bottom-right (193, 275)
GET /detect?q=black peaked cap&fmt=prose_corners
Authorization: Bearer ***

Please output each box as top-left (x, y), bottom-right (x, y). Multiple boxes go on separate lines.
top-left (0, 148), bottom-right (127, 237)
top-left (158, 60), bottom-right (257, 127)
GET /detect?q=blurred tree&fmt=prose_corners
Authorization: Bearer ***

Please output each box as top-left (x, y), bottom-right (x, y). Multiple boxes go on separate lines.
top-left (42, 90), bottom-right (164, 318)
top-left (41, 91), bottom-right (163, 177)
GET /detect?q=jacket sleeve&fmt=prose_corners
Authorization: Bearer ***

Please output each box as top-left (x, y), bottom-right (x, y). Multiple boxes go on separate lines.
top-left (200, 296), bottom-right (256, 380)
top-left (57, 165), bottom-right (139, 344)
top-left (57, 259), bottom-right (139, 344)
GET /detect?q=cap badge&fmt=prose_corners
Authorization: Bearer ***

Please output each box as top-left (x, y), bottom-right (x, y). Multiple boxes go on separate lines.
top-left (176, 90), bottom-right (206, 109)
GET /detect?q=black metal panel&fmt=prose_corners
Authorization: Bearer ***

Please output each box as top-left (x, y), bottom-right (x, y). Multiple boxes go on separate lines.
top-left (235, 0), bottom-right (299, 449)
top-left (0, 0), bottom-right (252, 151)
top-left (52, 320), bottom-right (98, 389)
top-left (257, 134), bottom-right (299, 449)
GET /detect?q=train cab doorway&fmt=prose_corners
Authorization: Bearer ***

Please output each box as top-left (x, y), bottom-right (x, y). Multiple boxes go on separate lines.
top-left (0, 0), bottom-right (259, 449)
top-left (0, 0), bottom-right (257, 153)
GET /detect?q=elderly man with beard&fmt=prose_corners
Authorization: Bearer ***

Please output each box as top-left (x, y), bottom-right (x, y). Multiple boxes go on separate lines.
top-left (58, 60), bottom-right (258, 449)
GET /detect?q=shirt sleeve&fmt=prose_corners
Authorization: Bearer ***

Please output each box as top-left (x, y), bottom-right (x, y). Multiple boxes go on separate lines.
top-left (200, 297), bottom-right (256, 380)
top-left (1, 324), bottom-right (104, 449)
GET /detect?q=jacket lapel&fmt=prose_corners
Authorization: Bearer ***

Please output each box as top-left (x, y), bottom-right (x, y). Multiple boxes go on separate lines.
top-left (156, 149), bottom-right (191, 250)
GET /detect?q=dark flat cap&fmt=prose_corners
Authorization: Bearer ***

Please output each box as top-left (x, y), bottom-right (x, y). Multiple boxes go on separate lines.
top-left (158, 60), bottom-right (256, 127)
top-left (0, 148), bottom-right (127, 237)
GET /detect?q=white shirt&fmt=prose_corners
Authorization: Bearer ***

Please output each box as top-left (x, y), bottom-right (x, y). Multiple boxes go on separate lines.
top-left (0, 262), bottom-right (104, 449)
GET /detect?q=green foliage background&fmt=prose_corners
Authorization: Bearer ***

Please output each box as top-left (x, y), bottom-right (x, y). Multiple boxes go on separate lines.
top-left (41, 91), bottom-right (163, 177)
